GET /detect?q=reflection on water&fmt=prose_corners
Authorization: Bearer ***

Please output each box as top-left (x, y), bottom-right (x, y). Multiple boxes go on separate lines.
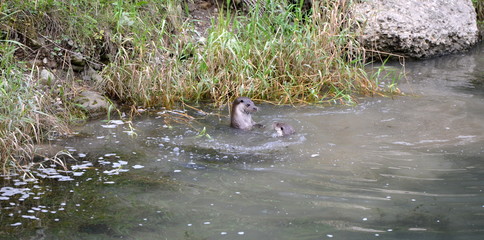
top-left (2, 43), bottom-right (484, 239)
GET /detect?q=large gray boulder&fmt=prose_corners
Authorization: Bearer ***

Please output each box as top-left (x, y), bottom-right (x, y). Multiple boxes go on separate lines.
top-left (354, 0), bottom-right (479, 58)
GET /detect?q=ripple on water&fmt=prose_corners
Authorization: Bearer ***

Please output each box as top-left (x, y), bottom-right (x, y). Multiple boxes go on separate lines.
top-left (185, 132), bottom-right (306, 155)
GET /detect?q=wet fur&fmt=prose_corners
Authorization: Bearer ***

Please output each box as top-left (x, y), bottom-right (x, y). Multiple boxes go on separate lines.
top-left (273, 122), bottom-right (295, 137)
top-left (230, 97), bottom-right (259, 130)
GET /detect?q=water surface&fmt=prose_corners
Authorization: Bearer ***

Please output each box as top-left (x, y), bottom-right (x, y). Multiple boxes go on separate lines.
top-left (1, 43), bottom-right (484, 239)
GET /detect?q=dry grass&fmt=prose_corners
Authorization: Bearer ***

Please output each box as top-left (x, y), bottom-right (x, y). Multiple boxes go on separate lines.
top-left (1, 0), bottom-right (393, 173)
top-left (100, 0), bottom-right (383, 108)
top-left (475, 0), bottom-right (484, 22)
top-left (0, 41), bottom-right (71, 174)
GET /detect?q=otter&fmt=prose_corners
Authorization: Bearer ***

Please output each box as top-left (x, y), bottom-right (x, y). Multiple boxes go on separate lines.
top-left (273, 122), bottom-right (295, 137)
top-left (230, 97), bottom-right (259, 130)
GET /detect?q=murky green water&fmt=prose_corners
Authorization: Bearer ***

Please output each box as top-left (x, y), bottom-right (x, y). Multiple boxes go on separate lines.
top-left (2, 43), bottom-right (484, 239)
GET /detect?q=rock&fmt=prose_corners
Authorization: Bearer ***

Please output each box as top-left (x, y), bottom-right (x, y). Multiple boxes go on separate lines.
top-left (82, 68), bottom-right (103, 82)
top-left (198, 1), bottom-right (212, 10)
top-left (75, 90), bottom-right (113, 116)
top-left (71, 64), bottom-right (85, 72)
top-left (67, 39), bottom-right (75, 47)
top-left (47, 60), bottom-right (58, 69)
top-left (71, 52), bottom-right (86, 67)
top-left (71, 52), bottom-right (86, 71)
top-left (27, 59), bottom-right (43, 68)
top-left (82, 74), bottom-right (91, 81)
top-left (91, 72), bottom-right (103, 82)
top-left (353, 0), bottom-right (479, 58)
top-left (90, 62), bottom-right (103, 71)
top-left (30, 37), bottom-right (45, 49)
top-left (40, 68), bottom-right (56, 85)
top-left (33, 143), bottom-right (66, 160)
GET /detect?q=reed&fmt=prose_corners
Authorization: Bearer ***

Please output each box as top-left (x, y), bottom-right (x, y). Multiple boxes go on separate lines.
top-left (473, 0), bottom-right (484, 22)
top-left (1, 0), bottom-right (390, 173)
top-left (190, 0), bottom-right (377, 105)
top-left (0, 41), bottom-right (70, 174)
top-left (100, 0), bottom-right (383, 107)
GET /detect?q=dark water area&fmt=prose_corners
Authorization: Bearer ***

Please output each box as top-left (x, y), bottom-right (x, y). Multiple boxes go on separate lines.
top-left (1, 42), bottom-right (484, 240)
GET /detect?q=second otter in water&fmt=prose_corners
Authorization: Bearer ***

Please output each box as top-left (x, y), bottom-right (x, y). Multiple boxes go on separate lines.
top-left (273, 122), bottom-right (295, 137)
top-left (230, 97), bottom-right (259, 130)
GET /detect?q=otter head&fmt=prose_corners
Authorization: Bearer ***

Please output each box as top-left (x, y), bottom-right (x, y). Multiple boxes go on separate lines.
top-left (230, 97), bottom-right (259, 130)
top-left (273, 122), bottom-right (295, 137)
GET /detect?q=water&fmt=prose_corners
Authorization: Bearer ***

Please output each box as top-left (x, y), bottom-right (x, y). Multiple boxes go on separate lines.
top-left (1, 43), bottom-right (484, 239)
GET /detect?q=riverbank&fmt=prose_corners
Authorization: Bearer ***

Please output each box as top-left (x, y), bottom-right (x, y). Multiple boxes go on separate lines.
top-left (1, 0), bottom-right (382, 173)
top-left (0, 0), bottom-right (481, 173)
top-left (1, 40), bottom-right (483, 240)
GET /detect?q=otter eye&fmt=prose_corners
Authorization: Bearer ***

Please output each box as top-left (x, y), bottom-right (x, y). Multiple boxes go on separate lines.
top-left (246, 103), bottom-right (251, 107)
top-left (240, 99), bottom-right (244, 103)
top-left (281, 127), bottom-right (284, 131)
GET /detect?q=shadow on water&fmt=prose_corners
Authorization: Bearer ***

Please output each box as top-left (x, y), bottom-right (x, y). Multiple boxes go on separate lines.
top-left (2, 42), bottom-right (484, 240)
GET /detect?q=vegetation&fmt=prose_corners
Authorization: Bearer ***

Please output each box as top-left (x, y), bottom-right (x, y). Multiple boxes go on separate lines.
top-left (99, 0), bottom-right (381, 106)
top-left (0, 41), bottom-right (70, 174)
top-left (0, 0), bottom-right (389, 172)
top-left (473, 0), bottom-right (484, 23)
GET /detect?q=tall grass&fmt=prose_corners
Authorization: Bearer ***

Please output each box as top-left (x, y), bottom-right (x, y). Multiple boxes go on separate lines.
top-left (3, 0), bottom-right (380, 107)
top-left (190, 0), bottom-right (375, 105)
top-left (92, 0), bottom-right (188, 106)
top-left (0, 41), bottom-right (69, 174)
top-left (1, 0), bottom-right (388, 172)
top-left (100, 0), bottom-right (381, 107)
top-left (473, 0), bottom-right (484, 22)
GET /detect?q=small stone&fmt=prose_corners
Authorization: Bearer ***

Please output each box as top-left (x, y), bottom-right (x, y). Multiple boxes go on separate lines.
top-left (27, 59), bottom-right (43, 68)
top-left (47, 60), bottom-right (57, 69)
top-left (40, 69), bottom-right (56, 85)
top-left (91, 72), bottom-right (103, 82)
top-left (71, 52), bottom-right (86, 67)
top-left (199, 1), bottom-right (212, 10)
top-left (71, 64), bottom-right (84, 72)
